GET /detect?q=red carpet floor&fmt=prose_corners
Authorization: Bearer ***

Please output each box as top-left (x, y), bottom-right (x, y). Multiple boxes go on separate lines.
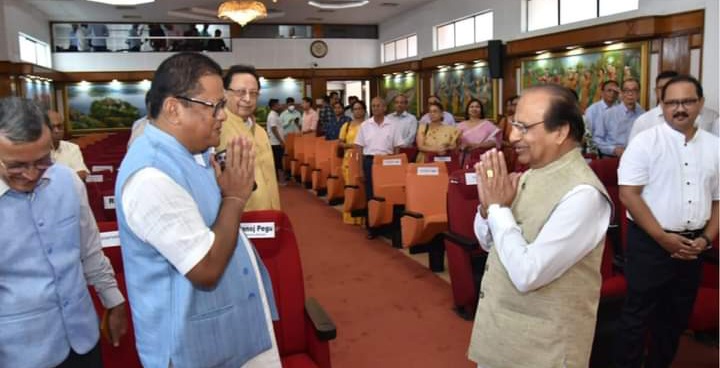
top-left (279, 185), bottom-right (718, 368)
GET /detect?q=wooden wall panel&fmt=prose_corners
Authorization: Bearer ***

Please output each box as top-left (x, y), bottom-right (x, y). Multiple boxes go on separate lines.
top-left (661, 35), bottom-right (690, 75)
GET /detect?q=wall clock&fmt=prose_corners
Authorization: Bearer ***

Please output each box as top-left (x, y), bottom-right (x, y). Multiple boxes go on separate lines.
top-left (310, 40), bottom-right (328, 58)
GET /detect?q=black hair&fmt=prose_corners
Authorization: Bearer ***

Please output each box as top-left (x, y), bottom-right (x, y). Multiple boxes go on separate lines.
top-left (286, 97), bottom-right (295, 104)
top-left (656, 70), bottom-right (679, 83)
top-left (464, 98), bottom-right (484, 120)
top-left (661, 75), bottom-right (703, 101)
top-left (268, 98), bottom-right (280, 108)
top-left (351, 100), bottom-right (367, 112)
top-left (600, 80), bottom-right (619, 91)
top-left (223, 64), bottom-right (261, 90)
top-left (146, 52), bottom-right (223, 120)
top-left (525, 84), bottom-right (585, 143)
top-left (302, 97), bottom-right (314, 108)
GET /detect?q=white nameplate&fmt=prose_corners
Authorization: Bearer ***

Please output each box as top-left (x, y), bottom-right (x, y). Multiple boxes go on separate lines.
top-left (92, 165), bottom-right (114, 173)
top-left (86, 174), bottom-right (104, 183)
top-left (241, 222), bottom-right (276, 239)
top-left (103, 195), bottom-right (116, 209)
top-left (417, 167), bottom-right (440, 176)
top-left (465, 172), bottom-right (478, 185)
top-left (433, 156), bottom-right (452, 162)
top-left (382, 158), bottom-right (402, 166)
top-left (100, 231), bottom-right (120, 248)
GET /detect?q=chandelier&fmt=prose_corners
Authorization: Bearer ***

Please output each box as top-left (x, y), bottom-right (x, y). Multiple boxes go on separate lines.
top-left (218, 1), bottom-right (268, 27)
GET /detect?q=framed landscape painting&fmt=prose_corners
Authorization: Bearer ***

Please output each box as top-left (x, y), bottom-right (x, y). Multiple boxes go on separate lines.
top-left (379, 73), bottom-right (419, 117)
top-left (431, 64), bottom-right (495, 120)
top-left (67, 81), bottom-right (149, 131)
top-left (521, 42), bottom-right (648, 110)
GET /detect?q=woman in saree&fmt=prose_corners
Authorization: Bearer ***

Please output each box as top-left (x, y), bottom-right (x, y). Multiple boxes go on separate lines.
top-left (415, 101), bottom-right (460, 163)
top-left (457, 98), bottom-right (501, 152)
top-left (338, 100), bottom-right (366, 225)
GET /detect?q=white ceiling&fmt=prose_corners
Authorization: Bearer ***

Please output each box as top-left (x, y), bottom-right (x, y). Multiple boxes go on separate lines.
top-left (25, 0), bottom-right (435, 24)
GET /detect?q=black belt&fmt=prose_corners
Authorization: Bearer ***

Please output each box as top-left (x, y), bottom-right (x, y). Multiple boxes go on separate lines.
top-left (664, 228), bottom-right (704, 239)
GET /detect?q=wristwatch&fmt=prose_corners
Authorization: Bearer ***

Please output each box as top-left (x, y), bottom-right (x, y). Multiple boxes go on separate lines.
top-left (699, 234), bottom-right (713, 249)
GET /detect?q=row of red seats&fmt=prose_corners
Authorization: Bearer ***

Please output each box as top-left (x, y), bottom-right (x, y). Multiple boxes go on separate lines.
top-left (92, 211), bottom-right (337, 368)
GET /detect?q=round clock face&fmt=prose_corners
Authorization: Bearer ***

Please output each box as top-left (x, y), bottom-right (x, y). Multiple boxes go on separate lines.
top-left (310, 40), bottom-right (328, 58)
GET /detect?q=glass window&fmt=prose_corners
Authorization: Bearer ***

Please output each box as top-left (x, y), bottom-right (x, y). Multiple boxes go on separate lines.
top-left (395, 38), bottom-right (408, 60)
top-left (527, 0), bottom-right (558, 31)
top-left (599, 0), bottom-right (639, 16)
top-left (384, 42), bottom-right (396, 62)
top-left (455, 17), bottom-right (475, 47)
top-left (475, 12), bottom-right (493, 43)
top-left (407, 35), bottom-right (417, 57)
top-left (19, 33), bottom-right (51, 68)
top-left (437, 23), bottom-right (455, 50)
top-left (560, 0), bottom-right (596, 24)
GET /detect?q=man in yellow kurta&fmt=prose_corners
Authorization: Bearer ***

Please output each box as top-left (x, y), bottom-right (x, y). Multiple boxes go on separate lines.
top-left (218, 65), bottom-right (281, 210)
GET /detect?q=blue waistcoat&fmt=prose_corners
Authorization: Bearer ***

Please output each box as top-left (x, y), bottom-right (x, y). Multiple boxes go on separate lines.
top-left (115, 124), bottom-right (277, 368)
top-left (0, 165), bottom-right (99, 368)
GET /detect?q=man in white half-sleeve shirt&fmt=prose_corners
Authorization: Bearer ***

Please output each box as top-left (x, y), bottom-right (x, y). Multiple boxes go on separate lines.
top-left (467, 84), bottom-right (611, 368)
top-left (614, 75), bottom-right (718, 368)
top-left (115, 52), bottom-right (280, 368)
top-left (48, 110), bottom-right (90, 180)
top-left (629, 70), bottom-right (718, 141)
top-left (385, 94), bottom-right (418, 147)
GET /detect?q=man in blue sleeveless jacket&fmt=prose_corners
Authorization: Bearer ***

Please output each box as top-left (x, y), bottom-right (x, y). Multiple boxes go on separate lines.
top-left (0, 97), bottom-right (128, 368)
top-left (115, 52), bottom-right (280, 368)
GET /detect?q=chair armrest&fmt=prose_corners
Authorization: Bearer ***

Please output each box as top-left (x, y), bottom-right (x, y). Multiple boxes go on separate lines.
top-left (403, 210), bottom-right (424, 219)
top-left (305, 297), bottom-right (337, 341)
top-left (370, 196), bottom-right (386, 202)
top-left (344, 185), bottom-right (359, 189)
top-left (312, 168), bottom-right (322, 172)
top-left (328, 175), bottom-right (339, 179)
top-left (443, 231), bottom-right (480, 252)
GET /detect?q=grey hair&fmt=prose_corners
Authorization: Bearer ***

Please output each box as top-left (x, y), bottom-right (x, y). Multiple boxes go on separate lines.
top-left (0, 97), bottom-right (48, 143)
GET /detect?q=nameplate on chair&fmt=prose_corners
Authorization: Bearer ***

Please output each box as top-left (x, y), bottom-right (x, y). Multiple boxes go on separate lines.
top-left (92, 165), bottom-right (114, 173)
top-left (103, 196), bottom-right (116, 209)
top-left (465, 172), bottom-right (478, 185)
top-left (241, 222), bottom-right (276, 239)
top-left (382, 158), bottom-right (402, 166)
top-left (417, 167), bottom-right (439, 176)
top-left (100, 231), bottom-right (120, 248)
top-left (86, 174), bottom-right (104, 183)
top-left (433, 156), bottom-right (451, 162)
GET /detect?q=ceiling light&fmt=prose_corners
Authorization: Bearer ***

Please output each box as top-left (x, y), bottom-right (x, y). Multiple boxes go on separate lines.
top-left (535, 50), bottom-right (547, 54)
top-left (604, 40), bottom-right (615, 45)
top-left (308, 1), bottom-right (369, 10)
top-left (218, 0), bottom-right (267, 27)
top-left (565, 45), bottom-right (579, 50)
top-left (87, 0), bottom-right (154, 5)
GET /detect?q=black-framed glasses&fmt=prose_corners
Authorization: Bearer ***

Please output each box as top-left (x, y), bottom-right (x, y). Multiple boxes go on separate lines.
top-left (226, 88), bottom-right (260, 100)
top-left (663, 98), bottom-right (699, 110)
top-left (510, 120), bottom-right (544, 135)
top-left (622, 88), bottom-right (639, 94)
top-left (175, 95), bottom-right (226, 118)
top-left (0, 154), bottom-right (54, 175)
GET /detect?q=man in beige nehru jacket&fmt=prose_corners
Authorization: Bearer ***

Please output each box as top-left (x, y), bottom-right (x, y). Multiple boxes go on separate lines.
top-left (468, 84), bottom-right (611, 367)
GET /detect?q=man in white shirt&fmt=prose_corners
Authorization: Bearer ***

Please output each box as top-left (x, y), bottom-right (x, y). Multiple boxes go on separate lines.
top-left (48, 110), bottom-right (89, 180)
top-left (614, 75), bottom-right (718, 368)
top-left (468, 84), bottom-right (611, 367)
top-left (419, 95), bottom-right (455, 125)
top-left (630, 71), bottom-right (718, 141)
top-left (265, 98), bottom-right (286, 185)
top-left (385, 94), bottom-right (417, 147)
top-left (584, 80), bottom-right (619, 138)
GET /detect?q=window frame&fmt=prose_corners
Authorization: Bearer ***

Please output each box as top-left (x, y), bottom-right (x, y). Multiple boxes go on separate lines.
top-left (18, 32), bottom-right (52, 69)
top-left (525, 0), bottom-right (639, 32)
top-left (433, 10), bottom-right (494, 52)
top-left (381, 33), bottom-right (418, 64)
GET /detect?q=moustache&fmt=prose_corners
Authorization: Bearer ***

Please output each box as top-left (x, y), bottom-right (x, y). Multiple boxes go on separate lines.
top-left (673, 112), bottom-right (689, 119)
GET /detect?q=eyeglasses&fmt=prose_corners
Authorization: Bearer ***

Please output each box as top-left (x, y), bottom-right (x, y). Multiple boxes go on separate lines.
top-left (0, 154), bottom-right (54, 175)
top-left (510, 120), bottom-right (544, 135)
top-left (226, 88), bottom-right (260, 100)
top-left (663, 98), bottom-right (699, 110)
top-left (622, 88), bottom-right (639, 94)
top-left (175, 95), bottom-right (226, 118)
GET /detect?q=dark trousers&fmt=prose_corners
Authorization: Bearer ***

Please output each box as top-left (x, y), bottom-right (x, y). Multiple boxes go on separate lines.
top-left (56, 342), bottom-right (102, 368)
top-left (613, 222), bottom-right (703, 368)
top-left (362, 155), bottom-right (374, 200)
top-left (271, 145), bottom-right (284, 171)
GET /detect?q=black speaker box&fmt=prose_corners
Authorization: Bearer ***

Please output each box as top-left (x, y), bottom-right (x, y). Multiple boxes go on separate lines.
top-left (487, 40), bottom-right (504, 79)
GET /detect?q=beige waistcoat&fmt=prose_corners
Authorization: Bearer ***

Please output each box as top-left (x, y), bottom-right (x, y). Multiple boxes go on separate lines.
top-left (468, 149), bottom-right (610, 368)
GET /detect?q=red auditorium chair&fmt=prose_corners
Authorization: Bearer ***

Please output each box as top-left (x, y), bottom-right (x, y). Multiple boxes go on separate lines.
top-left (241, 210), bottom-right (337, 368)
top-left (443, 168), bottom-right (487, 320)
top-left (688, 239), bottom-right (719, 333)
top-left (421, 151), bottom-right (463, 175)
top-left (90, 221), bottom-right (142, 368)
